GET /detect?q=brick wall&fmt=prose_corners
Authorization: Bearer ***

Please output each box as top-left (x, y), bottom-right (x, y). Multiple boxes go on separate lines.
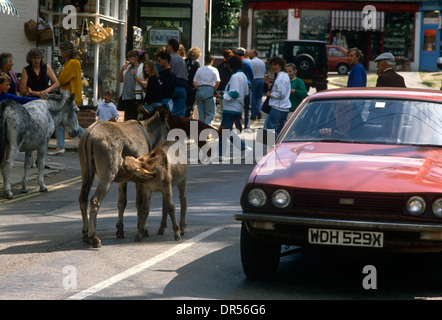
top-left (78, 106), bottom-right (97, 128)
top-left (78, 107), bottom-right (125, 129)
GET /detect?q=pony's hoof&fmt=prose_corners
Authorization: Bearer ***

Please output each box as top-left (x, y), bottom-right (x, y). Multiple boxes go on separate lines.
top-left (4, 192), bottom-right (13, 199)
top-left (116, 230), bottom-right (125, 239)
top-left (157, 228), bottom-right (165, 236)
top-left (143, 228), bottom-right (149, 238)
top-left (82, 236), bottom-right (90, 244)
top-left (174, 233), bottom-right (181, 241)
top-left (91, 238), bottom-right (102, 248)
top-left (20, 188), bottom-right (28, 194)
top-left (39, 187), bottom-right (48, 193)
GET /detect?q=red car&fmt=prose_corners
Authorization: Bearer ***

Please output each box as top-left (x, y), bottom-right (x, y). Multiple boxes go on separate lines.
top-left (327, 45), bottom-right (350, 75)
top-left (235, 88), bottom-right (442, 278)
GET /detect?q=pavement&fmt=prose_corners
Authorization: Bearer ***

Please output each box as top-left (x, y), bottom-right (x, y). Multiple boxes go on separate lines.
top-left (0, 71), bottom-right (433, 194)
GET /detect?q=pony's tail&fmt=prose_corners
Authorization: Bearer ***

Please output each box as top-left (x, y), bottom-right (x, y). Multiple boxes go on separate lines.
top-left (0, 102), bottom-right (7, 166)
top-left (78, 122), bottom-right (100, 194)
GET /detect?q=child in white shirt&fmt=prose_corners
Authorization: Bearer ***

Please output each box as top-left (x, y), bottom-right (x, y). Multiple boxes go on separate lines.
top-left (96, 89), bottom-right (119, 122)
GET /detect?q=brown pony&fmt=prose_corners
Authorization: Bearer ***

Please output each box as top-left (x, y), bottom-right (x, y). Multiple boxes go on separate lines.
top-left (78, 106), bottom-right (170, 248)
top-left (139, 106), bottom-right (224, 158)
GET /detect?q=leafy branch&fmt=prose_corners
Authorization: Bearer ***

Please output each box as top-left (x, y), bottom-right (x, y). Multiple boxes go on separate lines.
top-left (212, 0), bottom-right (243, 33)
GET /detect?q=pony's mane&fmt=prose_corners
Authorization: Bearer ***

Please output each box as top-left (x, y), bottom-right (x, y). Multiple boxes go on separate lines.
top-left (47, 90), bottom-right (70, 102)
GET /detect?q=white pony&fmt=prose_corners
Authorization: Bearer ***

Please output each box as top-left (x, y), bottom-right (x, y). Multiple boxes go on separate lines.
top-left (0, 91), bottom-right (79, 199)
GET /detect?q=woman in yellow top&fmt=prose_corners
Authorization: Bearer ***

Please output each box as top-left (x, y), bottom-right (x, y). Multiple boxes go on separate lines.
top-left (49, 41), bottom-right (85, 155)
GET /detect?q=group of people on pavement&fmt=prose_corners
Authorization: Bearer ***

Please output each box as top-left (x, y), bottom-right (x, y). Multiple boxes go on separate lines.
top-left (213, 47), bottom-right (309, 155)
top-left (119, 42), bottom-right (301, 158)
top-left (1, 38), bottom-right (410, 162)
top-left (214, 47), bottom-right (309, 143)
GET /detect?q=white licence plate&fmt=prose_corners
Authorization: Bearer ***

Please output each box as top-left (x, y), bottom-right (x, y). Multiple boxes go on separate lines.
top-left (308, 228), bottom-right (383, 248)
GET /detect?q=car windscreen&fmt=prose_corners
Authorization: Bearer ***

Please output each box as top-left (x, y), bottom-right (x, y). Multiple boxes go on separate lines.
top-left (281, 98), bottom-right (442, 146)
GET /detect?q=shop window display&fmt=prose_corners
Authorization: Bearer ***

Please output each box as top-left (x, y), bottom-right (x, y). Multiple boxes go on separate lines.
top-left (211, 28), bottom-right (240, 57)
top-left (253, 10), bottom-right (288, 57)
top-left (383, 12), bottom-right (414, 61)
top-left (139, 3), bottom-right (192, 60)
top-left (211, 7), bottom-right (240, 57)
top-left (300, 10), bottom-right (330, 43)
top-left (39, 0), bottom-right (125, 106)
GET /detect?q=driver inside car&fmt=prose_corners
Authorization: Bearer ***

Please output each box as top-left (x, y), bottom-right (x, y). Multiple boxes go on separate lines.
top-left (318, 101), bottom-right (364, 139)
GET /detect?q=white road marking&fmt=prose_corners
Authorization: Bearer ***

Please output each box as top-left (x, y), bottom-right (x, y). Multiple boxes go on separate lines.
top-left (0, 176), bottom-right (82, 204)
top-left (66, 226), bottom-right (225, 300)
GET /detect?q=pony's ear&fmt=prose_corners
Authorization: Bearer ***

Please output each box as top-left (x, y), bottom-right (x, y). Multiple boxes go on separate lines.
top-left (137, 105), bottom-right (149, 119)
top-left (69, 93), bottom-right (76, 103)
top-left (136, 167), bottom-right (156, 177)
top-left (123, 155), bottom-right (156, 179)
top-left (159, 105), bottom-right (169, 122)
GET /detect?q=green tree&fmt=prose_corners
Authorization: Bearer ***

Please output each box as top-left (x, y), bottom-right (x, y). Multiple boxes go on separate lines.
top-left (212, 0), bottom-right (243, 33)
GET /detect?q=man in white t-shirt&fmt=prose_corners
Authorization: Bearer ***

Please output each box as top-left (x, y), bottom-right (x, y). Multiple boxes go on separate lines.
top-left (193, 53), bottom-right (220, 125)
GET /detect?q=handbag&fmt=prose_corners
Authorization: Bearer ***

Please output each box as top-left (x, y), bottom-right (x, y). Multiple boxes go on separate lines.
top-left (261, 96), bottom-right (271, 114)
top-left (261, 84), bottom-right (273, 114)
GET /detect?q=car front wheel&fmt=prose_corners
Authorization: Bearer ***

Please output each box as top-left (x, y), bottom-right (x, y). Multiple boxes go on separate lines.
top-left (240, 222), bottom-right (281, 279)
top-left (337, 63), bottom-right (349, 75)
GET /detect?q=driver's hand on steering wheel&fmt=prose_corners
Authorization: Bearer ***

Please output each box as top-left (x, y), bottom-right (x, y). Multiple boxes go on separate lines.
top-left (319, 128), bottom-right (332, 136)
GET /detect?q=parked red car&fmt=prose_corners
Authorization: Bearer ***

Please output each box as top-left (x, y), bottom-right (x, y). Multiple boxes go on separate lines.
top-left (236, 88), bottom-right (442, 278)
top-left (327, 45), bottom-right (350, 75)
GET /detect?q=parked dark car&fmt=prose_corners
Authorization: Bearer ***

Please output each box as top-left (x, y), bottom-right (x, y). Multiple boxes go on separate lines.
top-left (268, 40), bottom-right (328, 91)
top-left (327, 45), bottom-right (351, 75)
top-left (235, 88), bottom-right (442, 278)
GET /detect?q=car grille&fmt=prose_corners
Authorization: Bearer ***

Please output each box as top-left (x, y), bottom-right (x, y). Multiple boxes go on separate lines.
top-left (292, 190), bottom-right (404, 215)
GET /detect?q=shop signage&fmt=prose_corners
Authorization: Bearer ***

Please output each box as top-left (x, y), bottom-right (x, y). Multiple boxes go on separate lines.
top-left (149, 28), bottom-right (180, 46)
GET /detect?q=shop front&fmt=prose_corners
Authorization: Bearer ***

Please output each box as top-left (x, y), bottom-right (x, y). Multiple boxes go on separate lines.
top-left (420, 2), bottom-right (441, 71)
top-left (38, 0), bottom-right (127, 118)
top-left (136, 0), bottom-right (192, 59)
top-left (247, 1), bottom-right (420, 71)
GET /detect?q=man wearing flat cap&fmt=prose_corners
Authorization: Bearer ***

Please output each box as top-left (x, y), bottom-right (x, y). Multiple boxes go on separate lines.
top-left (374, 52), bottom-right (406, 87)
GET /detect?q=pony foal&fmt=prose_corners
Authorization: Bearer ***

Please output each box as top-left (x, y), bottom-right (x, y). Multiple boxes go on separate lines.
top-left (122, 139), bottom-right (188, 240)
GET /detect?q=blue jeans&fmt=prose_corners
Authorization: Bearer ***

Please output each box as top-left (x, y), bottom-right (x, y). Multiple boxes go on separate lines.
top-left (195, 86), bottom-right (216, 125)
top-left (56, 124), bottom-right (85, 148)
top-left (265, 108), bottom-right (288, 138)
top-left (243, 93), bottom-right (251, 129)
top-left (160, 98), bottom-right (173, 111)
top-left (234, 94), bottom-right (251, 131)
top-left (219, 112), bottom-right (246, 156)
top-left (172, 86), bottom-right (187, 117)
top-left (251, 78), bottom-right (264, 118)
top-left (144, 102), bottom-right (164, 112)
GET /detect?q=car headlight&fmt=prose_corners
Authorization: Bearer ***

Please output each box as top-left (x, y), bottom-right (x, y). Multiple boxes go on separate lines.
top-left (432, 198), bottom-right (442, 218)
top-left (407, 196), bottom-right (426, 216)
top-left (248, 188), bottom-right (267, 207)
top-left (272, 189), bottom-right (291, 208)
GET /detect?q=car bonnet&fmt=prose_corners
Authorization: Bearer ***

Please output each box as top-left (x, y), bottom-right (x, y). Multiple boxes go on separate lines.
top-left (252, 142), bottom-right (442, 193)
